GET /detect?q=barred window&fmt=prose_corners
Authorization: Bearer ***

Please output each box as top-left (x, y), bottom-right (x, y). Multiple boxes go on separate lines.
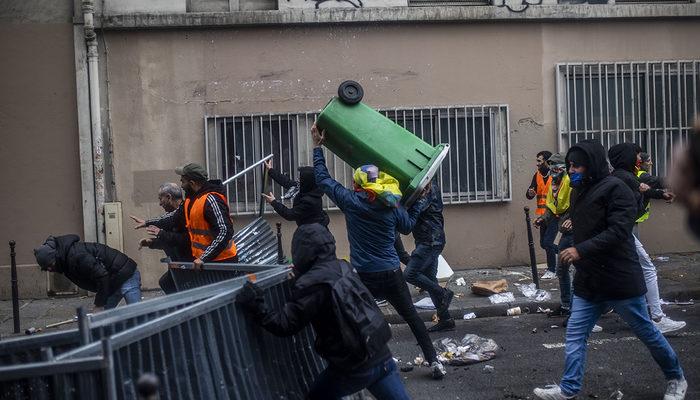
top-left (556, 61), bottom-right (700, 177)
top-left (205, 105), bottom-right (511, 215)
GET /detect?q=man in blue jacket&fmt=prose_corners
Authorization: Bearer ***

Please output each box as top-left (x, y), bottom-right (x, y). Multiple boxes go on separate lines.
top-left (311, 124), bottom-right (446, 380)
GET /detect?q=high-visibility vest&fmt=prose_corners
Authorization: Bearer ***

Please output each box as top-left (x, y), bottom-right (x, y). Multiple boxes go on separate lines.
top-left (185, 192), bottom-right (237, 261)
top-left (546, 174), bottom-right (571, 216)
top-left (535, 171), bottom-right (552, 216)
top-left (636, 170), bottom-right (651, 223)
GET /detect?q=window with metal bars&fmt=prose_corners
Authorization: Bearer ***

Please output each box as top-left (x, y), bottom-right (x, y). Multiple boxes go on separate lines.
top-left (556, 61), bottom-right (700, 177)
top-left (205, 105), bottom-right (511, 215)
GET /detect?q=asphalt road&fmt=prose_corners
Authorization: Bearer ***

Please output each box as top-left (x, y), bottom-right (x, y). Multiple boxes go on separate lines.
top-left (388, 305), bottom-right (698, 400)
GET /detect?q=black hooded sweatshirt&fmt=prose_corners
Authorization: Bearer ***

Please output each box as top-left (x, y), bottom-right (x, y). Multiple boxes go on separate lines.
top-left (249, 223), bottom-right (391, 371)
top-left (268, 166), bottom-right (330, 227)
top-left (146, 180), bottom-right (234, 262)
top-left (608, 143), bottom-right (646, 219)
top-left (566, 141), bottom-right (646, 301)
top-left (51, 235), bottom-right (137, 307)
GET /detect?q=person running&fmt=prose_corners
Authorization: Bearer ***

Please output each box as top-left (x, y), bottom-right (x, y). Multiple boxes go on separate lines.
top-left (609, 143), bottom-right (686, 334)
top-left (311, 123), bottom-right (447, 380)
top-left (533, 140), bottom-right (687, 400)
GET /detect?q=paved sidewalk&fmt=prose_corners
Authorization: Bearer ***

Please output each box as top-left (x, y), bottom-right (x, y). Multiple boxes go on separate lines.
top-left (1, 252), bottom-right (697, 338)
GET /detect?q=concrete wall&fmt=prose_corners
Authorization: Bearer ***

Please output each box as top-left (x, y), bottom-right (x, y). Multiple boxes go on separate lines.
top-left (0, 0), bottom-right (84, 297)
top-left (102, 20), bottom-right (700, 290)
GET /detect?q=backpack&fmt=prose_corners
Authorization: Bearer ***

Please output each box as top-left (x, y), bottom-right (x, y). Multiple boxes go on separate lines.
top-left (329, 261), bottom-right (392, 368)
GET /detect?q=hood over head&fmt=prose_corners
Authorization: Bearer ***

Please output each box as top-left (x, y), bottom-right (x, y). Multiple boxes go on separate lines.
top-left (566, 140), bottom-right (610, 185)
top-left (608, 143), bottom-right (639, 173)
top-left (291, 223), bottom-right (336, 275)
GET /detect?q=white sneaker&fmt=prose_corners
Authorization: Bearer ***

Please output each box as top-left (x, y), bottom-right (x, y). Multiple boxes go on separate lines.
top-left (533, 384), bottom-right (574, 399)
top-left (541, 271), bottom-right (557, 280)
top-left (592, 324), bottom-right (603, 333)
top-left (430, 361), bottom-right (446, 380)
top-left (654, 316), bottom-right (687, 334)
top-left (664, 378), bottom-right (688, 400)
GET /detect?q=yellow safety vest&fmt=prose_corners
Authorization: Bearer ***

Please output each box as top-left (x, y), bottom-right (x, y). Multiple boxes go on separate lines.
top-left (636, 170), bottom-right (651, 223)
top-left (546, 174), bottom-right (571, 216)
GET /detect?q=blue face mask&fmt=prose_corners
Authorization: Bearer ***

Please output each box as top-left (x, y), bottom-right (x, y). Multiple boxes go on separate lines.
top-left (569, 172), bottom-right (584, 187)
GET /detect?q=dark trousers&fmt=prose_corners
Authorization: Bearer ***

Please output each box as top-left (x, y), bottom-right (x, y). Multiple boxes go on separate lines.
top-left (539, 217), bottom-right (559, 272)
top-left (358, 269), bottom-right (437, 363)
top-left (307, 358), bottom-right (409, 400)
top-left (404, 243), bottom-right (449, 320)
top-left (158, 271), bottom-right (177, 294)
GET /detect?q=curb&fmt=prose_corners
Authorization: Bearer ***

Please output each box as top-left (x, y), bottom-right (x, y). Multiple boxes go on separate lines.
top-left (382, 288), bottom-right (700, 325)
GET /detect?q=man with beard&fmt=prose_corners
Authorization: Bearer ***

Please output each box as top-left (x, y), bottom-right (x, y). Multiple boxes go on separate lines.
top-left (533, 140), bottom-right (686, 400)
top-left (138, 163), bottom-right (238, 270)
top-left (608, 143), bottom-right (685, 334)
top-left (527, 150), bottom-right (557, 280)
top-left (261, 158), bottom-right (330, 228)
top-left (131, 182), bottom-right (192, 294)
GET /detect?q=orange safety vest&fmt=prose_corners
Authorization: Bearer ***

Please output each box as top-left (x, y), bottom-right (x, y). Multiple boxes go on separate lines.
top-left (535, 171), bottom-right (552, 216)
top-left (184, 192), bottom-right (237, 261)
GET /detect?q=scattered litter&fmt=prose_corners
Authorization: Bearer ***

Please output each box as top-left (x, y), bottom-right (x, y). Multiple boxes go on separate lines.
top-left (609, 389), bottom-right (623, 399)
top-left (550, 325), bottom-right (559, 329)
top-left (482, 365), bottom-right (495, 374)
top-left (400, 366), bottom-right (414, 372)
top-left (592, 325), bottom-right (603, 333)
top-left (506, 307), bottom-right (522, 316)
top-left (393, 358), bottom-right (399, 364)
top-left (655, 256), bottom-right (670, 262)
top-left (413, 297), bottom-right (436, 310)
top-left (455, 277), bottom-right (467, 286)
top-left (422, 361), bottom-right (429, 367)
top-left (660, 299), bottom-right (694, 306)
top-left (489, 292), bottom-right (515, 304)
top-left (463, 312), bottom-right (477, 320)
top-left (514, 283), bottom-right (552, 302)
top-left (454, 293), bottom-right (464, 298)
top-left (414, 357), bottom-right (424, 365)
top-left (24, 327), bottom-right (42, 335)
top-left (531, 328), bottom-right (538, 334)
top-left (406, 362), bottom-right (412, 366)
top-left (471, 279), bottom-right (508, 296)
top-left (433, 334), bottom-right (499, 366)
top-left (536, 307), bottom-right (552, 314)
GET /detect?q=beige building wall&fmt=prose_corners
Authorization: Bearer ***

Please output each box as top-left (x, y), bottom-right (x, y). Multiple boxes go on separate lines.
top-left (104, 20), bottom-right (699, 289)
top-left (0, 0), bottom-right (84, 297)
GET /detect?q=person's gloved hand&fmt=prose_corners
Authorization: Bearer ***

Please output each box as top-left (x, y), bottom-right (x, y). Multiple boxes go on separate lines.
top-left (236, 281), bottom-right (265, 314)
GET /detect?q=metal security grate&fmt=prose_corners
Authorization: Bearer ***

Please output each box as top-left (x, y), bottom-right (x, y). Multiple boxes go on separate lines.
top-left (205, 105), bottom-right (511, 215)
top-left (556, 61), bottom-right (700, 177)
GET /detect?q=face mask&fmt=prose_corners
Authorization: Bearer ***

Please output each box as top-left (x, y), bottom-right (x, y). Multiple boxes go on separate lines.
top-left (570, 172), bottom-right (584, 188)
top-left (551, 170), bottom-right (566, 182)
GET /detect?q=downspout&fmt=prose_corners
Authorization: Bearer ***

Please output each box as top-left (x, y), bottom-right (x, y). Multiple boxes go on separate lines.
top-left (82, 0), bottom-right (106, 243)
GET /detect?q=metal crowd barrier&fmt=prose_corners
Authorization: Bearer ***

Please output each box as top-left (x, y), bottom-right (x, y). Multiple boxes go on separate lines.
top-left (167, 262), bottom-right (283, 292)
top-left (233, 217), bottom-right (280, 265)
top-left (0, 268), bottom-right (282, 367)
top-left (0, 268), bottom-right (327, 400)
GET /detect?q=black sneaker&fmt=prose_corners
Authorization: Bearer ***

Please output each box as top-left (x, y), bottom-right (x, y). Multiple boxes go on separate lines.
top-left (428, 318), bottom-right (456, 332)
top-left (437, 289), bottom-right (454, 316)
top-left (547, 307), bottom-right (571, 318)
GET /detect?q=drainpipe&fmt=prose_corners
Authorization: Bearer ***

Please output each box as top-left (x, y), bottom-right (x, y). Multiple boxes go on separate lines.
top-left (82, 0), bottom-right (106, 243)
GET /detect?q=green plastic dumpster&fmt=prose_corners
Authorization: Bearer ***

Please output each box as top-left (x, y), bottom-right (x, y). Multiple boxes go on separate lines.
top-left (316, 87), bottom-right (450, 206)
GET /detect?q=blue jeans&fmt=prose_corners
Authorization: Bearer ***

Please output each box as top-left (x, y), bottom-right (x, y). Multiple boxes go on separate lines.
top-left (557, 233), bottom-right (574, 309)
top-left (540, 217), bottom-right (559, 272)
top-left (104, 270), bottom-right (142, 309)
top-left (560, 295), bottom-right (683, 396)
top-left (404, 243), bottom-right (449, 320)
top-left (307, 358), bottom-right (410, 400)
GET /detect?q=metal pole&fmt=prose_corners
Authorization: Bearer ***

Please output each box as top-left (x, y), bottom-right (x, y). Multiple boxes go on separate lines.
top-left (222, 154), bottom-right (273, 185)
top-left (77, 306), bottom-right (90, 345)
top-left (258, 165), bottom-right (269, 218)
top-left (276, 223), bottom-right (285, 264)
top-left (10, 240), bottom-right (20, 334)
top-left (524, 207), bottom-right (540, 289)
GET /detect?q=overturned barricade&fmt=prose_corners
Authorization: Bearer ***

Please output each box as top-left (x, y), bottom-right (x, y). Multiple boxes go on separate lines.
top-left (0, 268), bottom-right (328, 399)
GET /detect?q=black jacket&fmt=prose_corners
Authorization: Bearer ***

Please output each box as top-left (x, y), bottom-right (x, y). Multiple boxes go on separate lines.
top-left (146, 180), bottom-right (234, 262)
top-left (268, 167), bottom-right (330, 227)
top-left (146, 213), bottom-right (193, 262)
top-left (412, 181), bottom-right (446, 246)
top-left (247, 224), bottom-right (391, 371)
top-left (608, 143), bottom-right (646, 219)
top-left (638, 170), bottom-right (668, 211)
top-left (566, 141), bottom-right (646, 301)
top-left (53, 235), bottom-right (137, 307)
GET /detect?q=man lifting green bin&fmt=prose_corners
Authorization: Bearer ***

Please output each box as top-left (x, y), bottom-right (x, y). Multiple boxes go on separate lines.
top-left (316, 80), bottom-right (450, 205)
